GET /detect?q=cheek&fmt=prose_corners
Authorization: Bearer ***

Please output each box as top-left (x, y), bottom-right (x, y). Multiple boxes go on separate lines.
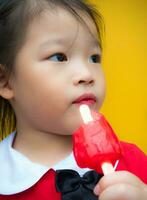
top-left (100, 79), bottom-right (106, 100)
top-left (96, 69), bottom-right (106, 96)
top-left (12, 69), bottom-right (63, 112)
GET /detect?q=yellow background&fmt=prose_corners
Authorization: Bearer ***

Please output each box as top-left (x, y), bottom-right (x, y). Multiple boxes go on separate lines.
top-left (90, 0), bottom-right (147, 153)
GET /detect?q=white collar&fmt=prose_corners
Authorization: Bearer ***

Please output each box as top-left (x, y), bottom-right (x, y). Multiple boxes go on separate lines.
top-left (0, 132), bottom-right (90, 195)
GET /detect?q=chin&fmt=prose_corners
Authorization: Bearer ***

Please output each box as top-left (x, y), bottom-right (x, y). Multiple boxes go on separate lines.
top-left (61, 119), bottom-right (83, 136)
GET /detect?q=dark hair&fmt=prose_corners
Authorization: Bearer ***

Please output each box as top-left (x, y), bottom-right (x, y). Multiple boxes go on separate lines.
top-left (0, 0), bottom-right (104, 140)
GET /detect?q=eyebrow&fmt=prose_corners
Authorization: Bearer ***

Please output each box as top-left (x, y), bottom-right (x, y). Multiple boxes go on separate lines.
top-left (39, 37), bottom-right (100, 50)
top-left (92, 39), bottom-right (100, 49)
top-left (39, 38), bottom-right (71, 49)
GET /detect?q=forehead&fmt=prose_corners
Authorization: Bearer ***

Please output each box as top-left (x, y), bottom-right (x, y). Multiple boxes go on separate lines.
top-left (25, 7), bottom-right (99, 48)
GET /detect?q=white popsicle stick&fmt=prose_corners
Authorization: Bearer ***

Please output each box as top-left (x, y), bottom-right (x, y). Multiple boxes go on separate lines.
top-left (79, 104), bottom-right (114, 175)
top-left (79, 104), bottom-right (93, 124)
top-left (101, 162), bottom-right (114, 175)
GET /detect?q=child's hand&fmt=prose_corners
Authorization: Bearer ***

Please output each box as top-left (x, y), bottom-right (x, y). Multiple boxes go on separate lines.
top-left (94, 171), bottom-right (147, 200)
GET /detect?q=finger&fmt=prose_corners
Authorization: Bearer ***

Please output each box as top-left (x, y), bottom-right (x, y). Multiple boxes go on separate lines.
top-left (99, 183), bottom-right (143, 200)
top-left (95, 171), bottom-right (144, 194)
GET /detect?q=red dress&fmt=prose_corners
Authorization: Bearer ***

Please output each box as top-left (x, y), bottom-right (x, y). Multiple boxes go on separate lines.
top-left (0, 142), bottom-right (146, 200)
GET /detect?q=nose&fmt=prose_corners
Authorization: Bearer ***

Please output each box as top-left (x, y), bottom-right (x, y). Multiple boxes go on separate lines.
top-left (72, 64), bottom-right (95, 86)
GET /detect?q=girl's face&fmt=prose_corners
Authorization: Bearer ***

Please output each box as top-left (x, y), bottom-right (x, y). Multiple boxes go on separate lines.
top-left (10, 8), bottom-right (106, 135)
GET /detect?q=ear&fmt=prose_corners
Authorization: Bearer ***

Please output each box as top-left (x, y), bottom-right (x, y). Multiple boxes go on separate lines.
top-left (0, 64), bottom-right (14, 100)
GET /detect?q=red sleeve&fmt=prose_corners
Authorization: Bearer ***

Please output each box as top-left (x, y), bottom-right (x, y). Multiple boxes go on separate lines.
top-left (116, 141), bottom-right (147, 184)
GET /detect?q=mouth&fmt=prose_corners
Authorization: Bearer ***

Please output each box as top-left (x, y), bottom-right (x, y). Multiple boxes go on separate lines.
top-left (72, 93), bottom-right (97, 106)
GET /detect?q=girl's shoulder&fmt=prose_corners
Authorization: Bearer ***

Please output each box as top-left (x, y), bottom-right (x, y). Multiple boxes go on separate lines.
top-left (117, 141), bottom-right (147, 183)
top-left (0, 132), bottom-right (49, 195)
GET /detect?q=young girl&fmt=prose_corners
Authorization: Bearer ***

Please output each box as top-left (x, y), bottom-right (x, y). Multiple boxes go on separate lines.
top-left (0, 0), bottom-right (146, 199)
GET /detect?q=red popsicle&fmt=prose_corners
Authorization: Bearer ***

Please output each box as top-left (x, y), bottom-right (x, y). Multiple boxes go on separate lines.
top-left (73, 105), bottom-right (122, 175)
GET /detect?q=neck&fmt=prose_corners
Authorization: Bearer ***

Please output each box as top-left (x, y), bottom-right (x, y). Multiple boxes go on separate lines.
top-left (12, 127), bottom-right (72, 168)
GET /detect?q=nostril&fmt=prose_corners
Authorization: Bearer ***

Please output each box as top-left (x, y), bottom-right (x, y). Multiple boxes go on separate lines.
top-left (78, 79), bottom-right (94, 85)
top-left (89, 79), bottom-right (94, 84)
top-left (79, 80), bottom-right (85, 84)
top-left (73, 74), bottom-right (95, 86)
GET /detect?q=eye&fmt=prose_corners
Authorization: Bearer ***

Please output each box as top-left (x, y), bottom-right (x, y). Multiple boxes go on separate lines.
top-left (48, 53), bottom-right (68, 62)
top-left (89, 54), bottom-right (101, 63)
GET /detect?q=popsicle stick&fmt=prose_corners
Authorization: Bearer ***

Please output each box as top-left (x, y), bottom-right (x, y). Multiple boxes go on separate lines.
top-left (79, 104), bottom-right (93, 124)
top-left (101, 162), bottom-right (114, 175)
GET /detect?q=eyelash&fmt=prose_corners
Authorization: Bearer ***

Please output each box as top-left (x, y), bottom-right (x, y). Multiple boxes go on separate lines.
top-left (48, 53), bottom-right (68, 62)
top-left (47, 53), bottom-right (101, 63)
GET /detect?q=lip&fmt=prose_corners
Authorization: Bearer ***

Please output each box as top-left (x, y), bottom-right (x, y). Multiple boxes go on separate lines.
top-left (72, 93), bottom-right (97, 105)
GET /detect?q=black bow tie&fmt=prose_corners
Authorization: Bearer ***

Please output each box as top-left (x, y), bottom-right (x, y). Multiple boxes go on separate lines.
top-left (56, 169), bottom-right (103, 200)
